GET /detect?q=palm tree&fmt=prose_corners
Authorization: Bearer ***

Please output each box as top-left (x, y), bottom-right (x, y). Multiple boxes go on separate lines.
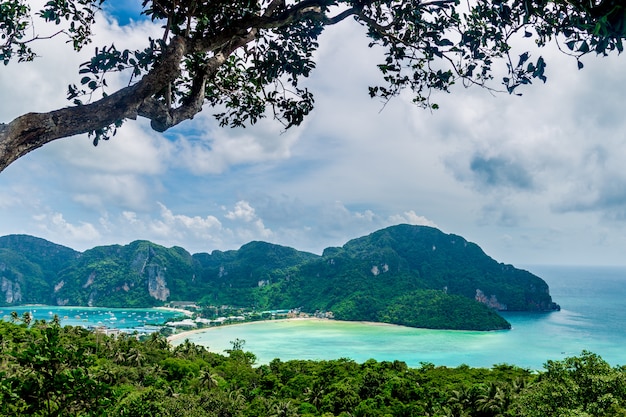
top-left (21, 312), bottom-right (31, 326)
top-left (448, 386), bottom-right (473, 407)
top-left (475, 382), bottom-right (511, 417)
top-left (147, 332), bottom-right (169, 350)
top-left (126, 348), bottom-right (145, 367)
top-left (113, 349), bottom-right (126, 364)
top-left (200, 369), bottom-right (219, 390)
top-left (269, 400), bottom-right (298, 417)
top-left (220, 389), bottom-right (245, 417)
top-left (174, 339), bottom-right (196, 358)
top-left (305, 383), bottom-right (326, 411)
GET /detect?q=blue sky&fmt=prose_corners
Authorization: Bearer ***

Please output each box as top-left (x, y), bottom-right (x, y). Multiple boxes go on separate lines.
top-left (2, 2), bottom-right (626, 266)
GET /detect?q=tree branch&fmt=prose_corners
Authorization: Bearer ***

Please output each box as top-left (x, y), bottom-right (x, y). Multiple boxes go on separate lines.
top-left (0, 0), bottom-right (394, 173)
top-left (0, 36), bottom-right (187, 172)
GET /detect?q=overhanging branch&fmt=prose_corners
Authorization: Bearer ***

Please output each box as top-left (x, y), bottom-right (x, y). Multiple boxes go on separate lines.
top-left (0, 36), bottom-right (187, 172)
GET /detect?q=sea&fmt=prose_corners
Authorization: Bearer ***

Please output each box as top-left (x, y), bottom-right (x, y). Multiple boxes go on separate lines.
top-left (171, 265), bottom-right (626, 370)
top-left (0, 306), bottom-right (184, 334)
top-left (2, 265), bottom-right (625, 370)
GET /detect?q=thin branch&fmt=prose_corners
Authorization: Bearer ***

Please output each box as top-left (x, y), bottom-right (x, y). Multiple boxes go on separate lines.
top-left (420, 0), bottom-right (458, 7)
top-left (19, 29), bottom-right (67, 45)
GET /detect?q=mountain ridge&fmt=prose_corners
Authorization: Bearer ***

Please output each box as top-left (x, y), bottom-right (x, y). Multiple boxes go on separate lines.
top-left (0, 224), bottom-right (559, 330)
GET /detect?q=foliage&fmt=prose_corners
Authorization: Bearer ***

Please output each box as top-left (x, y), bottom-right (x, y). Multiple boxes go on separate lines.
top-left (0, 225), bottom-right (559, 330)
top-left (1, 0), bottom-right (626, 170)
top-left (379, 290), bottom-right (511, 330)
top-left (514, 351), bottom-right (626, 417)
top-left (1, 319), bottom-right (626, 416)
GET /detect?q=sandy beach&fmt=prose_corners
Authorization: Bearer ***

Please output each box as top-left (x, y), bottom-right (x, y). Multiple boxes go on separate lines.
top-left (167, 317), bottom-right (329, 343)
top-left (166, 317), bottom-right (404, 344)
top-left (154, 306), bottom-right (195, 317)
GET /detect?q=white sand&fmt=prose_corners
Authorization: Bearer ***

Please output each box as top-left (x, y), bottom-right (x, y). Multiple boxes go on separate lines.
top-left (166, 317), bottom-right (329, 343)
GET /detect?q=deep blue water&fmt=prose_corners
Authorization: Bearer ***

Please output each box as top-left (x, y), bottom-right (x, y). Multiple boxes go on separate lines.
top-left (173, 265), bottom-right (626, 369)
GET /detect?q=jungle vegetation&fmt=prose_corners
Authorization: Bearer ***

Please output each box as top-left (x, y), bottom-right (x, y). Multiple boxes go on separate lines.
top-left (0, 225), bottom-right (560, 331)
top-left (1, 317), bottom-right (625, 416)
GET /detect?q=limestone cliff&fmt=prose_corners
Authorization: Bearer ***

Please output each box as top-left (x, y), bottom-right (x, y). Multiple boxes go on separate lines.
top-left (145, 264), bottom-right (170, 301)
top-left (1, 276), bottom-right (22, 304)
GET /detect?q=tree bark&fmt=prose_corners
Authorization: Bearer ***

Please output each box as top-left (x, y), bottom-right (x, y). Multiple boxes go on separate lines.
top-left (0, 37), bottom-right (187, 172)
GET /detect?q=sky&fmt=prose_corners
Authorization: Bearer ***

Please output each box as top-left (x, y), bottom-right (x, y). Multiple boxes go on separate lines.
top-left (1, 2), bottom-right (626, 267)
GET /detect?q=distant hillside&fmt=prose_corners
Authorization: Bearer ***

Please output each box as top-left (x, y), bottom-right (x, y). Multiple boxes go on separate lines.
top-left (0, 235), bottom-right (79, 304)
top-left (0, 225), bottom-right (560, 330)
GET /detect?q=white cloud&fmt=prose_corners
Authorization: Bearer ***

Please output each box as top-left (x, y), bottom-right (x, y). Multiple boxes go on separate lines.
top-left (224, 201), bottom-right (273, 242)
top-left (34, 212), bottom-right (100, 242)
top-left (158, 203), bottom-right (222, 232)
top-left (70, 174), bottom-right (154, 211)
top-left (388, 211), bottom-right (438, 228)
top-left (225, 201), bottom-right (258, 222)
top-left (169, 115), bottom-right (303, 175)
top-left (122, 211), bottom-right (139, 224)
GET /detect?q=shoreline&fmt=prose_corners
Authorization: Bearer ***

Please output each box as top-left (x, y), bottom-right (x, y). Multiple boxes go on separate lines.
top-left (167, 317), bottom-right (403, 343)
top-left (153, 306), bottom-right (194, 317)
top-left (167, 317), bottom-right (325, 343)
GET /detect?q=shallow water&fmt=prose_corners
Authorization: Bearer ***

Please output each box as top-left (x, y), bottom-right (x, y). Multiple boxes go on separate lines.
top-left (173, 265), bottom-right (626, 369)
top-left (3, 266), bottom-right (624, 369)
top-left (0, 306), bottom-right (183, 332)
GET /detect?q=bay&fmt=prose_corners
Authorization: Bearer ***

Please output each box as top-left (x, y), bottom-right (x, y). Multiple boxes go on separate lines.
top-left (0, 306), bottom-right (185, 333)
top-left (172, 265), bottom-right (626, 369)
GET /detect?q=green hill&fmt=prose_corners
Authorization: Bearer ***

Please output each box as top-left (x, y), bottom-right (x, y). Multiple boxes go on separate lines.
top-left (0, 235), bottom-right (79, 304)
top-left (0, 225), bottom-right (559, 330)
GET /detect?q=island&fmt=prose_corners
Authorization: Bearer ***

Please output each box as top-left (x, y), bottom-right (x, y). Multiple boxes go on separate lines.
top-left (0, 224), bottom-right (559, 331)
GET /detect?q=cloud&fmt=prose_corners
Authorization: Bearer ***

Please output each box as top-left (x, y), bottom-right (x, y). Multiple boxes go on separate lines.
top-left (478, 203), bottom-right (528, 228)
top-left (168, 115), bottom-right (303, 175)
top-left (69, 174), bottom-right (156, 211)
top-left (467, 154), bottom-right (534, 190)
top-left (224, 201), bottom-right (273, 241)
top-left (0, 194), bottom-right (21, 209)
top-left (554, 175), bottom-right (626, 220)
top-left (33, 212), bottom-right (100, 242)
top-left (388, 211), bottom-right (438, 228)
top-left (103, 204), bottom-right (228, 250)
top-left (49, 122), bottom-right (171, 176)
top-left (225, 201), bottom-right (258, 222)
top-left (158, 203), bottom-right (223, 232)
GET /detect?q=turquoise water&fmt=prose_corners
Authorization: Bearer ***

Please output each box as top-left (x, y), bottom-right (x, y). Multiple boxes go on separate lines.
top-left (172, 265), bottom-right (626, 369)
top-left (0, 306), bottom-right (184, 332)
top-left (2, 266), bottom-right (624, 369)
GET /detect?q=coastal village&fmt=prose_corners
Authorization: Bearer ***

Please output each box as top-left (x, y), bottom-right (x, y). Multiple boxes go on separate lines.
top-left (162, 302), bottom-right (334, 335)
top-left (80, 304), bottom-right (335, 338)
top-left (0, 304), bottom-right (335, 339)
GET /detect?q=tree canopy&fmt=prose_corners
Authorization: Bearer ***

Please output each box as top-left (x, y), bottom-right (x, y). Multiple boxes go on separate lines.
top-left (0, 0), bottom-right (625, 172)
top-left (2, 317), bottom-right (626, 416)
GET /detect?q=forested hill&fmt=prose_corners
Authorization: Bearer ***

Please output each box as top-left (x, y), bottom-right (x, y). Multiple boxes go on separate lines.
top-left (0, 225), bottom-right (559, 330)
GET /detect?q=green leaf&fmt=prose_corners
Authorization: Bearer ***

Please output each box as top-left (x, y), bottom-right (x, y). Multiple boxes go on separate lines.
top-left (578, 41), bottom-right (590, 53)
